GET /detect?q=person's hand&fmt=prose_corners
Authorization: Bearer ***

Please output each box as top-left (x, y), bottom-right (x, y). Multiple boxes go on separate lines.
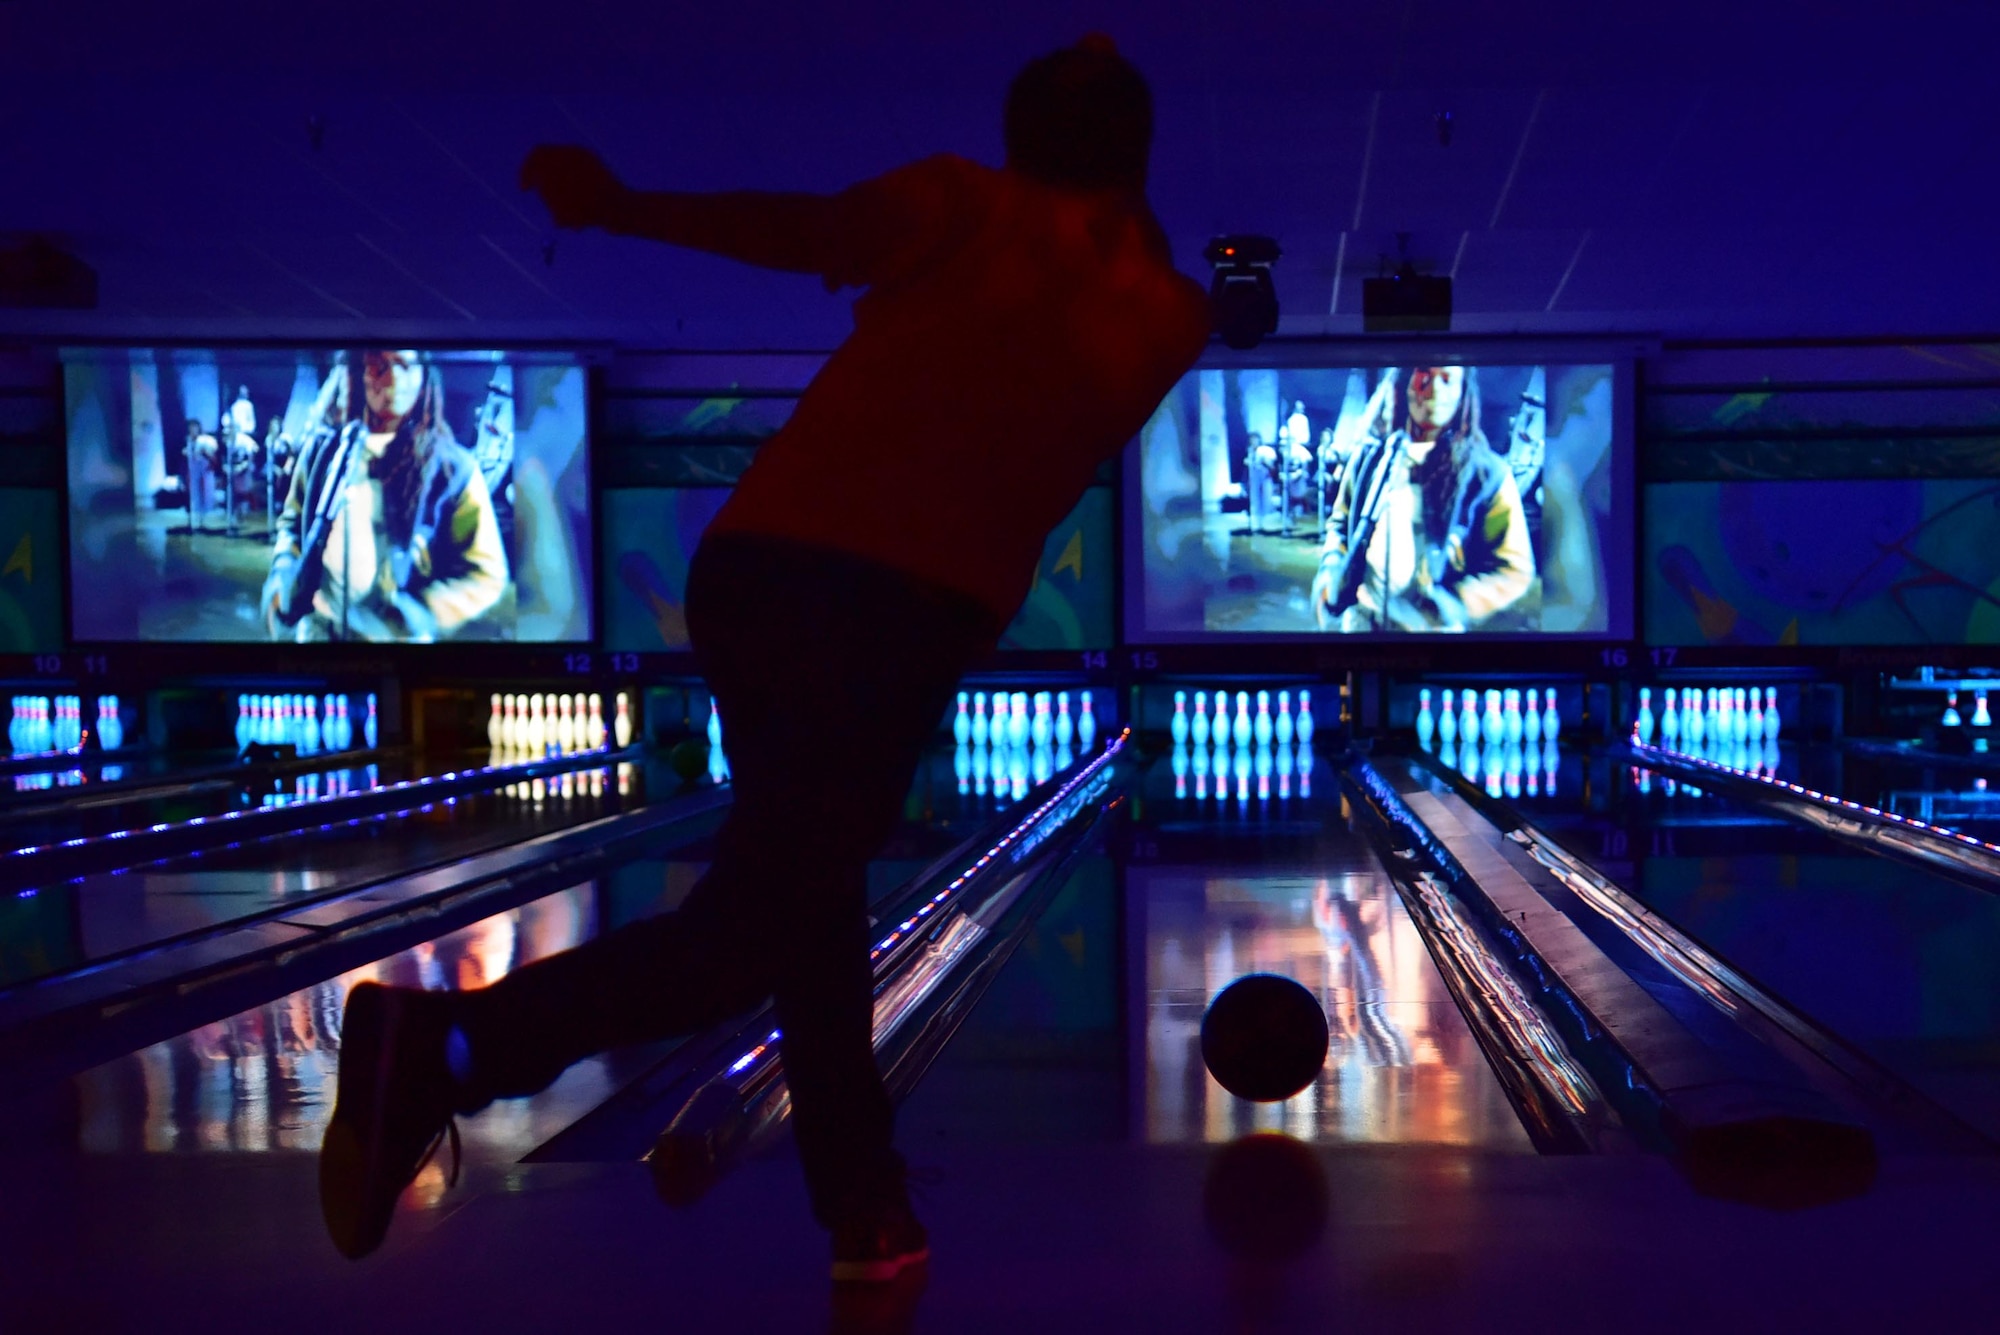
top-left (1310, 559), bottom-right (1340, 630)
top-left (520, 145), bottom-right (627, 230)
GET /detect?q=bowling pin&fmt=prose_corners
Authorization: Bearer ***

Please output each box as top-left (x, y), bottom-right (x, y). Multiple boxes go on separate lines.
top-left (1192, 691), bottom-right (1211, 747)
top-left (1504, 689), bottom-right (1523, 745)
top-left (1635, 688), bottom-right (1654, 745)
top-left (1078, 693), bottom-right (1097, 751)
top-left (971, 691), bottom-right (990, 747)
top-left (1295, 691), bottom-right (1315, 745)
top-left (488, 694), bottom-right (503, 750)
top-left (1733, 687), bottom-right (1750, 743)
top-left (1684, 689), bottom-right (1702, 745)
top-left (972, 741), bottom-right (989, 797)
top-left (1748, 688), bottom-right (1764, 740)
top-left (1171, 690), bottom-right (1189, 745)
top-left (614, 692), bottom-right (634, 749)
top-left (1275, 690), bottom-right (1294, 746)
top-left (708, 730), bottom-right (731, 784)
top-left (1944, 691), bottom-right (1963, 727)
top-left (1459, 690), bottom-right (1478, 746)
top-left (1055, 692), bottom-right (1074, 748)
top-left (1297, 741), bottom-right (1314, 799)
top-left (1523, 688), bottom-right (1541, 746)
top-left (1009, 693), bottom-right (1030, 748)
top-left (100, 696), bottom-right (123, 752)
top-left (1416, 688), bottom-right (1435, 750)
top-left (954, 691), bottom-right (972, 745)
top-left (1484, 690), bottom-right (1503, 744)
top-left (1032, 692), bottom-right (1053, 748)
top-left (299, 697), bottom-right (318, 755)
top-left (707, 695), bottom-right (725, 754)
top-left (1764, 686), bottom-right (1782, 740)
top-left (364, 694), bottom-right (378, 750)
top-left (1504, 739), bottom-right (1523, 800)
top-left (1543, 688), bottom-right (1560, 744)
top-left (1235, 692), bottom-right (1252, 748)
top-left (1254, 690), bottom-right (1273, 747)
top-left (1212, 692), bottom-right (1232, 748)
top-left (556, 695), bottom-right (575, 752)
top-left (1661, 688), bottom-right (1679, 746)
top-left (588, 693), bottom-right (606, 748)
top-left (1543, 739), bottom-right (1560, 799)
top-left (1975, 692), bottom-right (1992, 729)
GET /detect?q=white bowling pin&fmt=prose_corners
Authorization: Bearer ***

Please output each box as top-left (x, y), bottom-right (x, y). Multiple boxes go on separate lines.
top-left (1661, 688), bottom-right (1679, 745)
top-left (364, 694), bottom-right (378, 749)
top-left (1415, 688), bottom-right (1435, 750)
top-left (1275, 690), bottom-right (1294, 746)
top-left (1032, 692), bottom-right (1053, 748)
top-left (1523, 688), bottom-right (1541, 746)
top-left (971, 691), bottom-right (990, 747)
top-left (588, 693), bottom-right (606, 748)
top-left (1192, 691), bottom-right (1211, 747)
top-left (1437, 690), bottom-right (1455, 746)
top-left (614, 692), bottom-right (634, 749)
top-left (1170, 690), bottom-right (1188, 745)
top-left (1974, 692), bottom-right (1992, 729)
top-left (1635, 687), bottom-right (1654, 745)
top-left (1764, 686), bottom-right (1782, 740)
top-left (1543, 688), bottom-right (1560, 744)
top-left (1483, 690), bottom-right (1503, 744)
top-left (1944, 691), bottom-right (1963, 727)
top-left (1055, 693), bottom-right (1074, 748)
top-left (1235, 692), bottom-right (1252, 747)
top-left (1459, 690), bottom-right (1479, 746)
top-left (1254, 690), bottom-right (1273, 747)
top-left (953, 691), bottom-right (972, 745)
top-left (1296, 691), bottom-right (1315, 745)
top-left (1733, 687), bottom-right (1750, 743)
top-left (557, 695), bottom-right (576, 752)
top-left (488, 694), bottom-right (503, 750)
top-left (1504, 689), bottom-right (1523, 745)
top-left (1748, 688), bottom-right (1764, 739)
top-left (1078, 694), bottom-right (1097, 751)
top-left (1212, 692), bottom-right (1232, 748)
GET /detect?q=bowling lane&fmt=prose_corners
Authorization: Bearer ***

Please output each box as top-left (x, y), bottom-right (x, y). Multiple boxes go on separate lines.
top-left (1488, 742), bottom-right (2000, 1143)
top-left (900, 746), bottom-right (1536, 1153)
top-left (46, 744), bottom-right (1023, 1168)
top-left (0, 760), bottom-right (675, 992)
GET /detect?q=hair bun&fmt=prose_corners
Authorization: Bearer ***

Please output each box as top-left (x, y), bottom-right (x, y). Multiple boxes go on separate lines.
top-left (1076, 33), bottom-right (1118, 55)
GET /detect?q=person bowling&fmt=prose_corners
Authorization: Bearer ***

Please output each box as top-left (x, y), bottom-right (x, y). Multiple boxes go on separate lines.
top-left (318, 36), bottom-right (1210, 1283)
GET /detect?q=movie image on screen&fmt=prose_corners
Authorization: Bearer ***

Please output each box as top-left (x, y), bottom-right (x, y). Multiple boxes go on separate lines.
top-left (67, 348), bottom-right (593, 643)
top-left (1128, 362), bottom-right (1627, 640)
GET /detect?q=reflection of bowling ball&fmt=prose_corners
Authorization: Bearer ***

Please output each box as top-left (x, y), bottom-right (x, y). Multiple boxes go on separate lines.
top-left (666, 739), bottom-right (708, 782)
top-left (1201, 974), bottom-right (1329, 1102)
top-left (1202, 1134), bottom-right (1330, 1261)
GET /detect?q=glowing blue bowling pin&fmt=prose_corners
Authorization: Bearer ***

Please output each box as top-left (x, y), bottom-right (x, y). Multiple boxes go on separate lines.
top-left (1944, 691), bottom-right (1964, 728)
top-left (1684, 689), bottom-right (1702, 744)
top-left (1254, 690), bottom-right (1273, 747)
top-left (1275, 691), bottom-right (1294, 746)
top-left (1192, 691), bottom-right (1211, 747)
top-left (1234, 692), bottom-right (1252, 749)
top-left (1504, 689), bottom-right (1523, 744)
top-left (1296, 691), bottom-right (1315, 746)
top-left (706, 695), bottom-right (725, 760)
top-left (1438, 689), bottom-right (1456, 747)
top-left (953, 692), bottom-right (972, 745)
top-left (1635, 688), bottom-right (1654, 745)
top-left (1077, 694), bottom-right (1096, 752)
top-left (1747, 687), bottom-right (1763, 740)
top-left (1543, 688), bottom-right (1560, 744)
top-left (1170, 691), bottom-right (1189, 745)
top-left (1009, 693), bottom-right (1030, 748)
top-left (1055, 693), bottom-right (1074, 748)
top-left (98, 696), bottom-right (123, 752)
top-left (1171, 742), bottom-right (1188, 800)
top-left (1483, 690), bottom-right (1503, 745)
top-left (1661, 689), bottom-right (1679, 746)
top-left (364, 694), bottom-right (379, 749)
top-left (1459, 690), bottom-right (1478, 746)
top-left (1523, 688), bottom-right (1541, 746)
top-left (1416, 688), bottom-right (1435, 750)
top-left (1732, 687), bottom-right (1750, 743)
top-left (1031, 692), bottom-right (1053, 748)
top-left (1765, 686), bottom-right (1783, 739)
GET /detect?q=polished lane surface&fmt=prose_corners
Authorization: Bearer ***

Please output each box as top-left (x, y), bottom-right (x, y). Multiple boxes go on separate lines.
top-left (1471, 739), bottom-right (2000, 1143)
top-left (0, 760), bottom-right (666, 991)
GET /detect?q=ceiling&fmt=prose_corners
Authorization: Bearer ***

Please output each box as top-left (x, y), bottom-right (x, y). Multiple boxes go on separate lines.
top-left (3, 0), bottom-right (1996, 347)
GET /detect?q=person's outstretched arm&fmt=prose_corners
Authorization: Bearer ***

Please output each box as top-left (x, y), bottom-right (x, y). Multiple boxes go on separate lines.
top-left (520, 145), bottom-right (973, 288)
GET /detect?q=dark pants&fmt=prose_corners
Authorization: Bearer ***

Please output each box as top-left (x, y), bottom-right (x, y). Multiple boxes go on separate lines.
top-left (456, 532), bottom-right (997, 1225)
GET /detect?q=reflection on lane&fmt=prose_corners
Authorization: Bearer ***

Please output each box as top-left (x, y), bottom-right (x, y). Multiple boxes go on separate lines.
top-left (65, 861), bottom-right (707, 1196)
top-left (1140, 865), bottom-right (1531, 1150)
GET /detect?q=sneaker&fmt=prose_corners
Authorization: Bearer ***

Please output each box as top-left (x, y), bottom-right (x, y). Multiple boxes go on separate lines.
top-left (829, 1204), bottom-right (930, 1284)
top-left (319, 982), bottom-right (465, 1260)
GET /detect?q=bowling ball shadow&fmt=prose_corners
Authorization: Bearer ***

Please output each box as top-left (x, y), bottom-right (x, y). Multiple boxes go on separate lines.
top-left (1201, 974), bottom-right (1330, 1103)
top-left (1202, 1134), bottom-right (1330, 1262)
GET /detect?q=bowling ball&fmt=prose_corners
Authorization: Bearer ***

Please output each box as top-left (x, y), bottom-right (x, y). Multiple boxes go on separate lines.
top-left (1201, 974), bottom-right (1329, 1103)
top-left (666, 738), bottom-right (708, 782)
